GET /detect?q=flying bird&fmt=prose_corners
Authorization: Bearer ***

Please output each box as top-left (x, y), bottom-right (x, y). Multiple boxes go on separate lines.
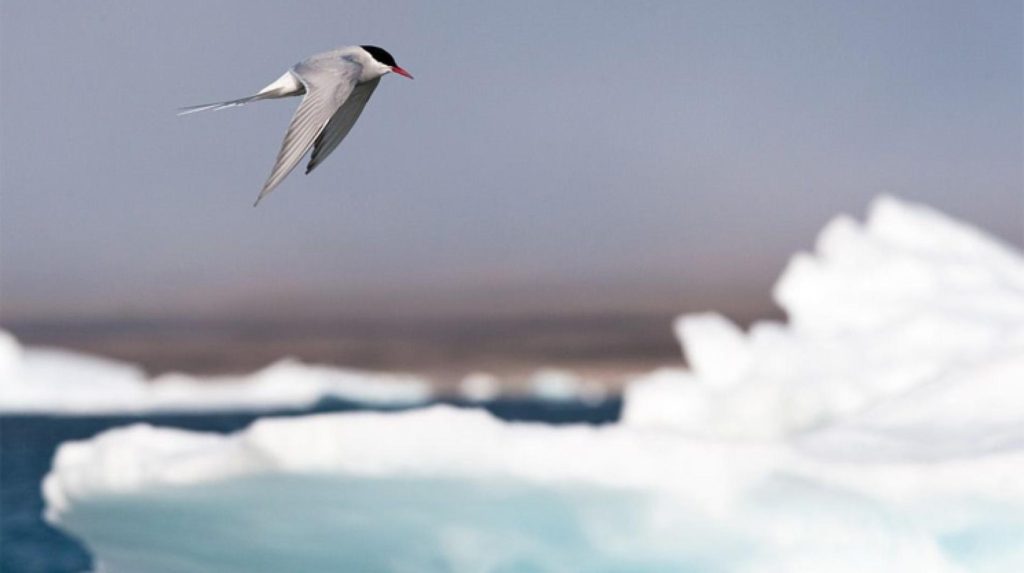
top-left (180, 45), bottom-right (413, 205)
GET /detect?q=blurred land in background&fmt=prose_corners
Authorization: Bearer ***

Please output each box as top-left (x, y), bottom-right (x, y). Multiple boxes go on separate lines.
top-left (3, 309), bottom-right (779, 394)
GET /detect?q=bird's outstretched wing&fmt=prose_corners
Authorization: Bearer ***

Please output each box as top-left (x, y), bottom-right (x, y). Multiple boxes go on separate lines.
top-left (306, 77), bottom-right (380, 175)
top-left (254, 58), bottom-right (362, 205)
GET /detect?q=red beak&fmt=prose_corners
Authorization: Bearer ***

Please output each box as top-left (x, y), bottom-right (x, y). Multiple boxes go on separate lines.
top-left (391, 65), bottom-right (414, 79)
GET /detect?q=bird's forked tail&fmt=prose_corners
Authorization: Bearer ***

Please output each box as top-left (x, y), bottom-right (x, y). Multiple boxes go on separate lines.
top-left (177, 71), bottom-right (305, 116)
top-left (176, 94), bottom-right (269, 116)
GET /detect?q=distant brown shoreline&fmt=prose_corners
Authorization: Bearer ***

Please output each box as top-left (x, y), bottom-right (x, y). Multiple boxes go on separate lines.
top-left (3, 310), bottom-right (781, 393)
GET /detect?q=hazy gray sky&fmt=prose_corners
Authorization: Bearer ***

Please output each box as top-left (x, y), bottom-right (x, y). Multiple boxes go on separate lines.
top-left (1, 1), bottom-right (1021, 322)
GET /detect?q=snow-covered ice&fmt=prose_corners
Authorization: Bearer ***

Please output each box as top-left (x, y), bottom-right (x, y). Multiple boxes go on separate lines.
top-left (0, 335), bottom-right (433, 413)
top-left (46, 407), bottom-right (1024, 572)
top-left (40, 196), bottom-right (1024, 572)
top-left (624, 196), bottom-right (1024, 440)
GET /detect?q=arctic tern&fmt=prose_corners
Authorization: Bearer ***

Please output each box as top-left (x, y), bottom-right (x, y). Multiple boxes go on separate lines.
top-left (180, 45), bottom-right (413, 205)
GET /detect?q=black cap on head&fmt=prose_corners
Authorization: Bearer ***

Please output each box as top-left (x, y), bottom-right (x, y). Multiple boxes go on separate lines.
top-left (361, 45), bottom-right (397, 67)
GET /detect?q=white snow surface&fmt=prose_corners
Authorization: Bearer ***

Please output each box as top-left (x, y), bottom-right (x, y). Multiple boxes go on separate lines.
top-left (0, 335), bottom-right (432, 413)
top-left (624, 196), bottom-right (1024, 441)
top-left (39, 196), bottom-right (1024, 572)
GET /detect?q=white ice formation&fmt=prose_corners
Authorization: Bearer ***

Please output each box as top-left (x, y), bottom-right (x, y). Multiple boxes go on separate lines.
top-left (624, 196), bottom-right (1024, 443)
top-left (0, 337), bottom-right (432, 413)
top-left (40, 197), bottom-right (1024, 572)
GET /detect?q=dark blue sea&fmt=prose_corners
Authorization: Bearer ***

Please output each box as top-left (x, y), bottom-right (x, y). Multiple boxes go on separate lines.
top-left (0, 399), bottom-right (621, 573)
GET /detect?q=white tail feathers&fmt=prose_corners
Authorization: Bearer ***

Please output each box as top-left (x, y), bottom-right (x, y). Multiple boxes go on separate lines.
top-left (178, 71), bottom-right (304, 116)
top-left (177, 96), bottom-right (262, 116)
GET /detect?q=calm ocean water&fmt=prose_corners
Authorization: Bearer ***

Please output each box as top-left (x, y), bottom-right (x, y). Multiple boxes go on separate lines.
top-left (0, 399), bottom-right (621, 573)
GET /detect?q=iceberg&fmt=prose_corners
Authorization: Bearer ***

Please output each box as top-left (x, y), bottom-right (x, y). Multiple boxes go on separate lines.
top-left (43, 407), bottom-right (1024, 573)
top-left (41, 197), bottom-right (1024, 572)
top-left (624, 196), bottom-right (1024, 440)
top-left (0, 334), bottom-right (433, 414)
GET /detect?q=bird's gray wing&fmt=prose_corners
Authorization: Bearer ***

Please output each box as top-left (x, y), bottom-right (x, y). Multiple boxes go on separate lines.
top-left (305, 77), bottom-right (380, 175)
top-left (254, 58), bottom-right (362, 205)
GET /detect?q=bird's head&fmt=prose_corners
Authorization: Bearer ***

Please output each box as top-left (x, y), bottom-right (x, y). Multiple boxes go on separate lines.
top-left (360, 45), bottom-right (413, 79)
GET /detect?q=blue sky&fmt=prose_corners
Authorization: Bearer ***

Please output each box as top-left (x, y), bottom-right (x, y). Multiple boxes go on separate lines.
top-left (1, 1), bottom-right (1020, 321)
